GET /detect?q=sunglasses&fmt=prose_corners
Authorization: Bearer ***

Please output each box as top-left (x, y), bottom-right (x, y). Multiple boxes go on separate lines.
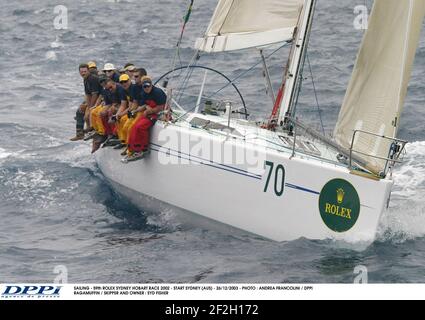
top-left (143, 83), bottom-right (152, 88)
top-left (105, 70), bottom-right (114, 73)
top-left (134, 75), bottom-right (140, 78)
top-left (120, 80), bottom-right (129, 84)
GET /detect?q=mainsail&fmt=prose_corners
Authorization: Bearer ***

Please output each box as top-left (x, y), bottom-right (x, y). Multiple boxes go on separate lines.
top-left (195, 0), bottom-right (304, 53)
top-left (333, 0), bottom-right (425, 174)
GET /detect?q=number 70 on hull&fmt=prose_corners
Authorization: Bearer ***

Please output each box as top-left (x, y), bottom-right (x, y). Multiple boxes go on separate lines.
top-left (264, 161), bottom-right (286, 197)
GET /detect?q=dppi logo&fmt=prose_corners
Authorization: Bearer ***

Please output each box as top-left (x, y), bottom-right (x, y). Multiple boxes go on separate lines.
top-left (2, 286), bottom-right (62, 298)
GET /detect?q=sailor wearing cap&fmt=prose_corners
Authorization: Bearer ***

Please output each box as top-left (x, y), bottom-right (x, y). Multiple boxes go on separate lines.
top-left (88, 75), bottom-right (111, 153)
top-left (106, 74), bottom-right (133, 148)
top-left (119, 69), bottom-right (148, 155)
top-left (88, 61), bottom-right (98, 75)
top-left (89, 75), bottom-right (115, 151)
top-left (124, 63), bottom-right (137, 82)
top-left (123, 76), bottom-right (167, 162)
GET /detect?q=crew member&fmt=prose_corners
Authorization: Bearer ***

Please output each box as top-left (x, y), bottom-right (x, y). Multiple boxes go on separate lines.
top-left (105, 76), bottom-right (129, 149)
top-left (103, 63), bottom-right (120, 82)
top-left (119, 69), bottom-right (146, 154)
top-left (123, 76), bottom-right (166, 162)
top-left (88, 61), bottom-right (98, 75)
top-left (124, 63), bottom-right (137, 82)
top-left (70, 63), bottom-right (101, 141)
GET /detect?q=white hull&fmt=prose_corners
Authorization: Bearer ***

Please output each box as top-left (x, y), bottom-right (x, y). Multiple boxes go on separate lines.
top-left (95, 114), bottom-right (393, 242)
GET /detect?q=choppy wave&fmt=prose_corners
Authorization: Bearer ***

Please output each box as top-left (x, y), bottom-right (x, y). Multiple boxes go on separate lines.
top-left (378, 141), bottom-right (425, 242)
top-left (0, 0), bottom-right (424, 283)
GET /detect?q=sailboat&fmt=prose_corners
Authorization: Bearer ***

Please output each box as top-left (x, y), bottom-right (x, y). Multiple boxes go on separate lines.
top-left (95, 0), bottom-right (425, 242)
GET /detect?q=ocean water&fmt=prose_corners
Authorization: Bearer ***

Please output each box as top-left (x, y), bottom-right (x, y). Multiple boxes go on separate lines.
top-left (0, 0), bottom-right (425, 283)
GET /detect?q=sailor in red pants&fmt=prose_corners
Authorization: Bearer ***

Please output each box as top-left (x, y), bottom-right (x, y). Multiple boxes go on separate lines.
top-left (122, 76), bottom-right (167, 162)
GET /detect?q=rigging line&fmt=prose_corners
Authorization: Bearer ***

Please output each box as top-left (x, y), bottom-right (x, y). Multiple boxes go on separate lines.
top-left (168, 0), bottom-right (195, 86)
top-left (307, 52), bottom-right (325, 136)
top-left (175, 51), bottom-right (200, 103)
top-left (177, 46), bottom-right (183, 70)
top-left (171, 48), bottom-right (201, 99)
top-left (206, 42), bottom-right (289, 99)
top-left (172, 89), bottom-right (234, 101)
top-left (172, 43), bottom-right (288, 123)
top-left (177, 64), bottom-right (197, 103)
top-left (180, 0), bottom-right (195, 43)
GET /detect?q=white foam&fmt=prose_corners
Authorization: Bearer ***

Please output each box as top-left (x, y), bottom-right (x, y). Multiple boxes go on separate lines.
top-left (51, 144), bottom-right (95, 169)
top-left (379, 205), bottom-right (425, 242)
top-left (146, 206), bottom-right (181, 231)
top-left (45, 51), bottom-right (57, 60)
top-left (0, 148), bottom-right (30, 164)
top-left (3, 168), bottom-right (68, 208)
top-left (391, 141), bottom-right (425, 198)
top-left (34, 8), bottom-right (47, 14)
top-left (50, 36), bottom-right (64, 48)
top-left (0, 148), bottom-right (11, 160)
top-left (378, 141), bottom-right (425, 241)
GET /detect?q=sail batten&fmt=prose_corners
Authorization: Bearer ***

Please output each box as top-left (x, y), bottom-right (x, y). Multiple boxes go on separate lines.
top-left (333, 0), bottom-right (425, 174)
top-left (195, 0), bottom-right (304, 52)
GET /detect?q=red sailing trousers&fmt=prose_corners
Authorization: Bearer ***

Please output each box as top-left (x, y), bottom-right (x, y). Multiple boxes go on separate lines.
top-left (127, 116), bottom-right (154, 152)
top-left (101, 109), bottom-right (116, 136)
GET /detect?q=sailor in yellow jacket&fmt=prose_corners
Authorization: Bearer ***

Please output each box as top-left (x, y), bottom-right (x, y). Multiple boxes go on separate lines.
top-left (110, 74), bottom-right (133, 149)
top-left (113, 72), bottom-right (145, 152)
top-left (90, 75), bottom-right (110, 136)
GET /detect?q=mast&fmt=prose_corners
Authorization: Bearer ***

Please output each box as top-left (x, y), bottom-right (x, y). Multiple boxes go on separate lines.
top-left (276, 0), bottom-right (316, 127)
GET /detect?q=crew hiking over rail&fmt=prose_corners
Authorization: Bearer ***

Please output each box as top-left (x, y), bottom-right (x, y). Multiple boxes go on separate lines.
top-left (70, 61), bottom-right (166, 163)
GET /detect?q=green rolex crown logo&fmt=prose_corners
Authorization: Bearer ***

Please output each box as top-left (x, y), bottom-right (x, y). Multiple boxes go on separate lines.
top-left (319, 179), bottom-right (360, 233)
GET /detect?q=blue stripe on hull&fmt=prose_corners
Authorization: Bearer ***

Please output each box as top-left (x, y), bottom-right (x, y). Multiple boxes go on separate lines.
top-left (150, 144), bottom-right (319, 195)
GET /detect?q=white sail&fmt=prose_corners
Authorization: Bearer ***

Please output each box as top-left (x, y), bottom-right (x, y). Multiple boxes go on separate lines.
top-left (195, 0), bottom-right (304, 53)
top-left (333, 0), bottom-right (425, 174)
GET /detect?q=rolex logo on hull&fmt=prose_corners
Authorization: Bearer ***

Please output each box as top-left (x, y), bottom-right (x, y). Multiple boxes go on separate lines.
top-left (337, 188), bottom-right (345, 204)
top-left (324, 203), bottom-right (352, 220)
top-left (319, 179), bottom-right (360, 233)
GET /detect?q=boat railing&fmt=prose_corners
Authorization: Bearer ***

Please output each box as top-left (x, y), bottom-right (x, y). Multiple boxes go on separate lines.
top-left (286, 118), bottom-right (407, 177)
top-left (349, 129), bottom-right (408, 176)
